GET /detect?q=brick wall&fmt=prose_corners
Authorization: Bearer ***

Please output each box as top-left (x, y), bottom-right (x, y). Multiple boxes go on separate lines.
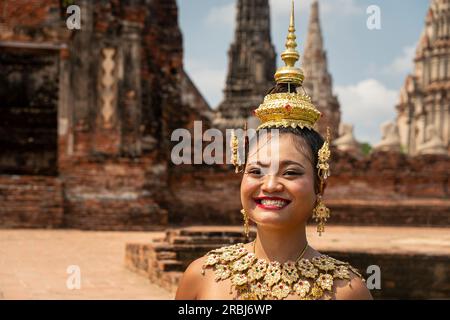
top-left (0, 0), bottom-right (63, 41)
top-left (166, 151), bottom-right (449, 227)
top-left (329, 251), bottom-right (450, 299)
top-left (61, 155), bottom-right (168, 230)
top-left (0, 175), bottom-right (63, 228)
top-left (330, 150), bottom-right (449, 199)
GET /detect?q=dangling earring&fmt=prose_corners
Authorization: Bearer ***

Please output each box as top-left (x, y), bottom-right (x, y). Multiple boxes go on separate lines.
top-left (240, 209), bottom-right (250, 238)
top-left (230, 122), bottom-right (248, 174)
top-left (312, 195), bottom-right (330, 236)
top-left (314, 127), bottom-right (332, 236)
top-left (231, 131), bottom-right (242, 173)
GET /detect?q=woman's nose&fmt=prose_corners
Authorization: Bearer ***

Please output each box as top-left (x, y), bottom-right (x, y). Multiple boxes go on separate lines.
top-left (261, 174), bottom-right (283, 193)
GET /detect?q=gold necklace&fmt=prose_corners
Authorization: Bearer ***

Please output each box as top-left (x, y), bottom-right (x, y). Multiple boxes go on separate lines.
top-left (252, 240), bottom-right (309, 263)
top-left (202, 242), bottom-right (364, 300)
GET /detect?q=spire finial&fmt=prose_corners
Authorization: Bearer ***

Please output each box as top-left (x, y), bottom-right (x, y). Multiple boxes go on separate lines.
top-left (253, 0), bottom-right (323, 131)
top-left (290, 0), bottom-right (295, 29)
top-left (274, 0), bottom-right (304, 85)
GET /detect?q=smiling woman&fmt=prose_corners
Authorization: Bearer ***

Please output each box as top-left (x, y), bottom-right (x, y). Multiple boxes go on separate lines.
top-left (175, 0), bottom-right (373, 301)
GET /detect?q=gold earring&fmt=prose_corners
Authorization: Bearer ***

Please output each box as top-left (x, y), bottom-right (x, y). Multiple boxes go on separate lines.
top-left (312, 195), bottom-right (330, 236)
top-left (313, 127), bottom-right (332, 236)
top-left (240, 209), bottom-right (250, 238)
top-left (231, 131), bottom-right (241, 173)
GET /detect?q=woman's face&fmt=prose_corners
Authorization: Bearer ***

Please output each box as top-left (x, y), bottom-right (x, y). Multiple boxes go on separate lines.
top-left (240, 133), bottom-right (317, 231)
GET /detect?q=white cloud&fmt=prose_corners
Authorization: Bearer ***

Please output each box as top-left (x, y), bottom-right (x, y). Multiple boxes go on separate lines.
top-left (205, 2), bottom-right (236, 28)
top-left (335, 79), bottom-right (398, 145)
top-left (382, 44), bottom-right (416, 75)
top-left (185, 59), bottom-right (226, 109)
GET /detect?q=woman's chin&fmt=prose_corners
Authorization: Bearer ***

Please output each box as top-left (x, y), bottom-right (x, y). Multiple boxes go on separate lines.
top-left (252, 209), bottom-right (291, 227)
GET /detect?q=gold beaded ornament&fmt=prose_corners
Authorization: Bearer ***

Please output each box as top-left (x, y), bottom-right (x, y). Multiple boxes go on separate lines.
top-left (313, 127), bottom-right (332, 236)
top-left (201, 242), bottom-right (365, 300)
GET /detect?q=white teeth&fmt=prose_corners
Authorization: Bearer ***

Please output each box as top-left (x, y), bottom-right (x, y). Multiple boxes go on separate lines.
top-left (260, 199), bottom-right (288, 207)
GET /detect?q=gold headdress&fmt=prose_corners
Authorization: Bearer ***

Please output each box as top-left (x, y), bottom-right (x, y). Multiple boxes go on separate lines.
top-left (231, 0), bottom-right (323, 170)
top-left (253, 0), bottom-right (322, 130)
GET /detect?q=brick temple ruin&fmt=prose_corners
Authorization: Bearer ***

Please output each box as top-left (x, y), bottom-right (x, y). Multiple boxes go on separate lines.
top-left (394, 0), bottom-right (450, 156)
top-left (1, 0), bottom-right (449, 299)
top-left (0, 0), bottom-right (211, 230)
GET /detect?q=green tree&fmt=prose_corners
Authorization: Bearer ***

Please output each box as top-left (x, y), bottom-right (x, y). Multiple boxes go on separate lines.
top-left (360, 143), bottom-right (372, 156)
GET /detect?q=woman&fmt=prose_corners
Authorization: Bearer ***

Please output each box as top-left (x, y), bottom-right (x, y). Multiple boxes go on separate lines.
top-left (176, 1), bottom-right (373, 300)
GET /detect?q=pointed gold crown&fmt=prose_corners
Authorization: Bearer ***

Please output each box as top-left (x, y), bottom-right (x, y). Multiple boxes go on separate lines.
top-left (254, 0), bottom-right (321, 130)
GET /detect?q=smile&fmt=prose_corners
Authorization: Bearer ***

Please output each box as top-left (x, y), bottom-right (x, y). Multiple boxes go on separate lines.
top-left (253, 196), bottom-right (291, 210)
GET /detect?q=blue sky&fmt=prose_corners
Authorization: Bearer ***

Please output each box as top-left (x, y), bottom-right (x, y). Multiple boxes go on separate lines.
top-left (176, 0), bottom-right (430, 144)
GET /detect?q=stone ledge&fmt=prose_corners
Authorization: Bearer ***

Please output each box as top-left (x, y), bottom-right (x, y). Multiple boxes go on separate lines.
top-left (328, 199), bottom-right (450, 227)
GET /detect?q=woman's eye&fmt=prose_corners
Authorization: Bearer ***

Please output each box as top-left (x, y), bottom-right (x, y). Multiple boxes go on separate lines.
top-left (247, 169), bottom-right (262, 175)
top-left (284, 170), bottom-right (302, 176)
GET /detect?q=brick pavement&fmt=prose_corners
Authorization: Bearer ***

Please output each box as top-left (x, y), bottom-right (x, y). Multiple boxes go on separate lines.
top-left (0, 230), bottom-right (173, 299)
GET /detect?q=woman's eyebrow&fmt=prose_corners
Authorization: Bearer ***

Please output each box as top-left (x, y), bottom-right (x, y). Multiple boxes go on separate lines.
top-left (247, 160), bottom-right (305, 169)
top-left (281, 160), bottom-right (305, 169)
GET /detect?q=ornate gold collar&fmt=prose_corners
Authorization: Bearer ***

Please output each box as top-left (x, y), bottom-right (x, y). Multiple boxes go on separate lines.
top-left (201, 243), bottom-right (364, 300)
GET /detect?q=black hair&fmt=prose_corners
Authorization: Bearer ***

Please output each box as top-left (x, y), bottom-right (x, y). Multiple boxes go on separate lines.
top-left (266, 83), bottom-right (305, 95)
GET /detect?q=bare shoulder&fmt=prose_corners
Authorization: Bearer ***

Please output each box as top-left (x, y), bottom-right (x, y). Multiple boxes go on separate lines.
top-left (308, 248), bottom-right (373, 300)
top-left (333, 270), bottom-right (373, 300)
top-left (175, 256), bottom-right (206, 300)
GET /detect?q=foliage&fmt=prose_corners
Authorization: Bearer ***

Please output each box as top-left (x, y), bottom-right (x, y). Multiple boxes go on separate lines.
top-left (360, 142), bottom-right (372, 156)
